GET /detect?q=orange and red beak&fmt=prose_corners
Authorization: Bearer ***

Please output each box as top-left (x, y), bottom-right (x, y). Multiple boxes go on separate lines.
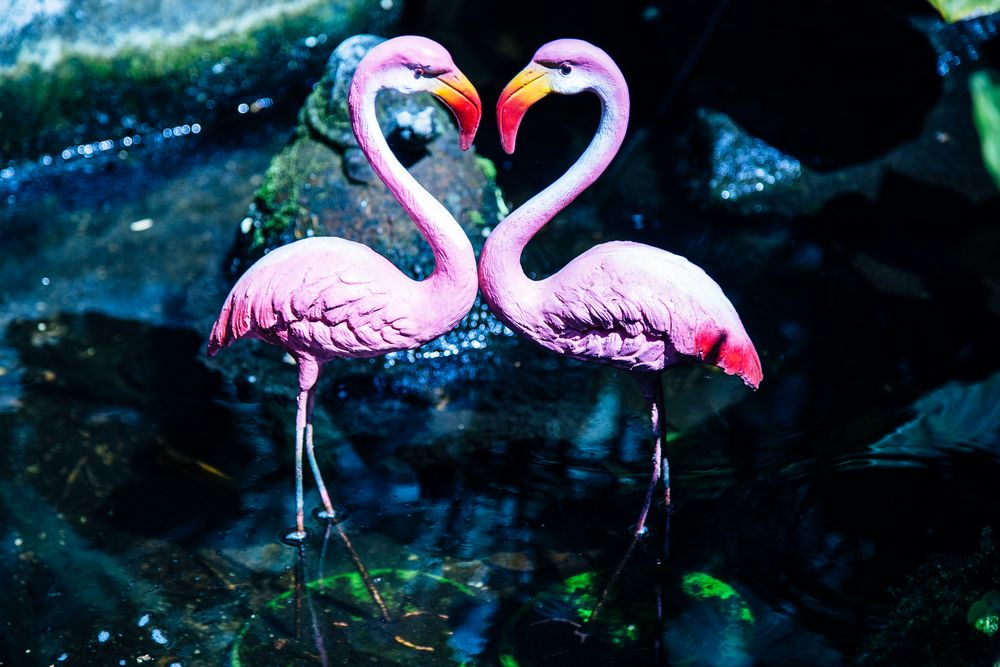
top-left (430, 71), bottom-right (482, 151)
top-left (496, 63), bottom-right (551, 154)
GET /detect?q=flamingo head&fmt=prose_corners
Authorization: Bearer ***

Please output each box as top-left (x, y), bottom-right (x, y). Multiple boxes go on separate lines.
top-left (363, 35), bottom-right (481, 150)
top-left (497, 39), bottom-right (624, 154)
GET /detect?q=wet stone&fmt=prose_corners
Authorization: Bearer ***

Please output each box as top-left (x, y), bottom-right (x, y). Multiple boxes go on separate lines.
top-left (695, 109), bottom-right (807, 215)
top-left (228, 34), bottom-right (505, 275)
top-left (688, 0), bottom-right (941, 170)
top-left (680, 108), bottom-right (871, 217)
top-left (684, 67), bottom-right (998, 217)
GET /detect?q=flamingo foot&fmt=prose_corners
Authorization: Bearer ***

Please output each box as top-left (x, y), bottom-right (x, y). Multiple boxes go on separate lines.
top-left (281, 528), bottom-right (312, 547)
top-left (312, 505), bottom-right (347, 525)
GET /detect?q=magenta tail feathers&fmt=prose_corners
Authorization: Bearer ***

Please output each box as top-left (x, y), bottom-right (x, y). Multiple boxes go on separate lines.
top-left (693, 324), bottom-right (762, 389)
top-left (723, 342), bottom-right (763, 389)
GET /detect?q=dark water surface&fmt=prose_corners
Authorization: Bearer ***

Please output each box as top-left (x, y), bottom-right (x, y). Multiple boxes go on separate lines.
top-left (4, 2), bottom-right (1000, 665)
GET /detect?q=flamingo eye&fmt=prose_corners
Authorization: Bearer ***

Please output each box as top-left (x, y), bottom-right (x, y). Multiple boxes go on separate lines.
top-left (413, 66), bottom-right (425, 79)
top-left (559, 63), bottom-right (572, 76)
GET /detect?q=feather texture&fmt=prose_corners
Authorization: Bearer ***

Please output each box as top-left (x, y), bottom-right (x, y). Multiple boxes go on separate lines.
top-left (207, 237), bottom-right (433, 361)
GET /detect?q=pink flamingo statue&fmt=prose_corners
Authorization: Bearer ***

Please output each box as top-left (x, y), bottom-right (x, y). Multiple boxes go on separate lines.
top-left (480, 39), bottom-right (762, 611)
top-left (208, 36), bottom-right (481, 622)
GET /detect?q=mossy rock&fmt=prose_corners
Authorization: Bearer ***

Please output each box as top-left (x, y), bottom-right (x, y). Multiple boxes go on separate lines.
top-left (662, 572), bottom-right (756, 667)
top-left (227, 34), bottom-right (506, 280)
top-left (0, 0), bottom-right (401, 161)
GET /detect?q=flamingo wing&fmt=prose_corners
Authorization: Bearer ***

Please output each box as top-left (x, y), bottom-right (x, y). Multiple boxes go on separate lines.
top-left (539, 242), bottom-right (762, 387)
top-left (208, 237), bottom-right (421, 358)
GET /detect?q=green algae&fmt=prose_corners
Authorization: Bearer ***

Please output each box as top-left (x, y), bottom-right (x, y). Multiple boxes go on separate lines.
top-left (233, 568), bottom-right (481, 666)
top-left (680, 571), bottom-right (755, 626)
top-left (247, 135), bottom-right (318, 251)
top-left (967, 590), bottom-right (1000, 636)
top-left (682, 571), bottom-right (739, 601)
top-left (563, 571), bottom-right (600, 595)
top-left (498, 570), bottom-right (655, 666)
top-left (667, 571), bottom-right (756, 667)
top-left (474, 155), bottom-right (507, 224)
top-left (561, 571), bottom-right (601, 622)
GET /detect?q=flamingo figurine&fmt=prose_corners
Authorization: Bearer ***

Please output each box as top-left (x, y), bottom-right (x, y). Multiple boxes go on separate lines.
top-left (480, 39), bottom-right (762, 554)
top-left (208, 36), bottom-right (481, 622)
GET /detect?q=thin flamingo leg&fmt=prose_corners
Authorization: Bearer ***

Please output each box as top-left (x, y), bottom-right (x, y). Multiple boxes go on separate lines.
top-left (634, 373), bottom-right (664, 537)
top-left (590, 372), bottom-right (665, 623)
top-left (655, 379), bottom-right (672, 557)
top-left (301, 371), bottom-right (392, 622)
top-left (283, 386), bottom-right (309, 543)
top-left (283, 358), bottom-right (318, 545)
top-left (303, 386), bottom-right (335, 517)
top-left (634, 405), bottom-right (662, 537)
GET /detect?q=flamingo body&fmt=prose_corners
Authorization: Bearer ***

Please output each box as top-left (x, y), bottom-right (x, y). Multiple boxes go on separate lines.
top-left (489, 240), bottom-right (761, 383)
top-left (206, 36), bottom-right (482, 621)
top-left (481, 39), bottom-right (761, 548)
top-left (208, 236), bottom-right (452, 364)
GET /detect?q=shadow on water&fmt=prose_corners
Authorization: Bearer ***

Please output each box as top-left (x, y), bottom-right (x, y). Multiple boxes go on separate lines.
top-left (0, 313), bottom-right (244, 661)
top-left (3, 313), bottom-right (262, 536)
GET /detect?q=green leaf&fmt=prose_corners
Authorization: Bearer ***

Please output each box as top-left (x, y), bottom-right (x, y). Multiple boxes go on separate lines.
top-left (970, 70), bottom-right (1000, 191)
top-left (928, 0), bottom-right (1000, 22)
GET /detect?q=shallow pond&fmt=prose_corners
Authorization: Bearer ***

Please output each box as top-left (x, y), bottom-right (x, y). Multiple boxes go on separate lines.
top-left (4, 2), bottom-right (1000, 666)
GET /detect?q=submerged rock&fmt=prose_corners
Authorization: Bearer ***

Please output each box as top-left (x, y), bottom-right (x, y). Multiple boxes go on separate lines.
top-left (664, 572), bottom-right (756, 667)
top-left (0, 0), bottom-right (401, 162)
top-left (866, 368), bottom-right (1000, 459)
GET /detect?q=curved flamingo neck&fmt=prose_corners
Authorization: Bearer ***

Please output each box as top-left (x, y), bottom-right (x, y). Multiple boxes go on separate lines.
top-left (480, 76), bottom-right (629, 323)
top-left (349, 61), bottom-right (477, 305)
